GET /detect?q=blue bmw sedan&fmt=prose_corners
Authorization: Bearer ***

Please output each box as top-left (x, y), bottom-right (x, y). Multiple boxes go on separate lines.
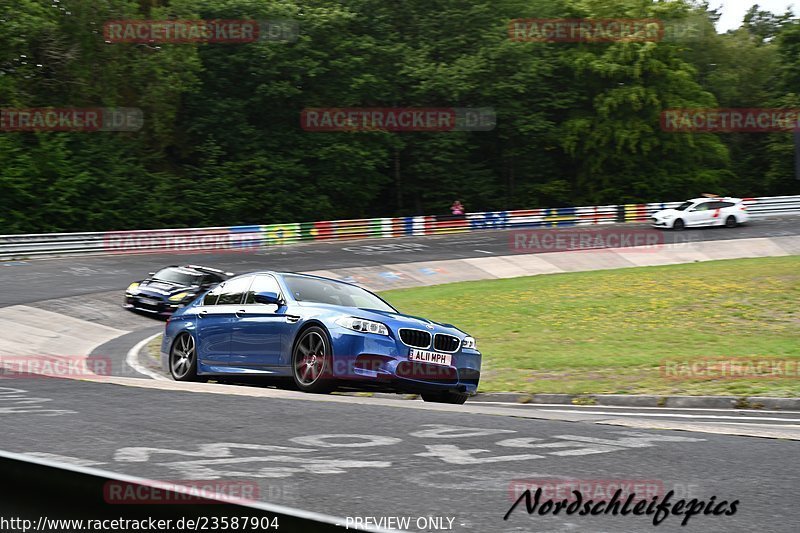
top-left (161, 272), bottom-right (481, 404)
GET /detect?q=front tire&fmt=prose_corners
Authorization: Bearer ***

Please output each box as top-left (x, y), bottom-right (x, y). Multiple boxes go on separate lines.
top-left (725, 215), bottom-right (737, 228)
top-left (170, 332), bottom-right (202, 382)
top-left (292, 326), bottom-right (335, 393)
top-left (672, 218), bottom-right (685, 231)
top-left (421, 391), bottom-right (470, 404)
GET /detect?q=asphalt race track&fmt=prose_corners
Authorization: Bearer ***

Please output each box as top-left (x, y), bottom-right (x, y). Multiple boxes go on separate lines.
top-left (2, 218), bottom-right (800, 532)
top-left (0, 377), bottom-right (797, 532)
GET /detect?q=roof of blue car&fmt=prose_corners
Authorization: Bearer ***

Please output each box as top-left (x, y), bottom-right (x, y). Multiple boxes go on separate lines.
top-left (236, 271), bottom-right (359, 286)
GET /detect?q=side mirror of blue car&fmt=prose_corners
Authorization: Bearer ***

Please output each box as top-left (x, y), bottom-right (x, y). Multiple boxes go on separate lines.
top-left (253, 291), bottom-right (282, 306)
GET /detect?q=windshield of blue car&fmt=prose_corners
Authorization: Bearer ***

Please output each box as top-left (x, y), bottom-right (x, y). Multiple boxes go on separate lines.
top-left (153, 268), bottom-right (203, 286)
top-left (675, 202), bottom-right (694, 211)
top-left (283, 275), bottom-right (396, 312)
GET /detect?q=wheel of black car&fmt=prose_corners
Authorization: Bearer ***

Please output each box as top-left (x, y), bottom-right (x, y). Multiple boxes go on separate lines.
top-left (672, 218), bottom-right (685, 231)
top-left (292, 327), bottom-right (335, 393)
top-left (725, 215), bottom-right (737, 228)
top-left (170, 333), bottom-right (201, 382)
top-left (421, 391), bottom-right (470, 405)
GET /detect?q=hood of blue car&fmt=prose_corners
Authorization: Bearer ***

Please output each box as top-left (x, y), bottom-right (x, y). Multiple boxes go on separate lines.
top-left (299, 302), bottom-right (464, 336)
top-left (363, 308), bottom-right (449, 327)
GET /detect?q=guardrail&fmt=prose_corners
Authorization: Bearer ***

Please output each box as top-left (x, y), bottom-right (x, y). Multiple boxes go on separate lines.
top-left (0, 449), bottom-right (377, 532)
top-left (1, 195), bottom-right (798, 259)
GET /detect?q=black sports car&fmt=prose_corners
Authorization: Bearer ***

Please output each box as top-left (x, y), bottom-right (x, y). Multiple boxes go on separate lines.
top-left (124, 265), bottom-right (233, 317)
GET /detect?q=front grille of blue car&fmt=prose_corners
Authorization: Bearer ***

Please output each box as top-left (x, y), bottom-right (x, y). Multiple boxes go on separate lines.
top-left (399, 329), bottom-right (432, 348)
top-left (434, 334), bottom-right (460, 352)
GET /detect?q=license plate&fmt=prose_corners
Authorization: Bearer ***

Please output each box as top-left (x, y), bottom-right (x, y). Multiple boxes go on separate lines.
top-left (138, 297), bottom-right (158, 306)
top-left (409, 349), bottom-right (452, 366)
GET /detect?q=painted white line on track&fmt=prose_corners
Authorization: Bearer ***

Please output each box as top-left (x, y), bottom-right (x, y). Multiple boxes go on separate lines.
top-left (24, 452), bottom-right (106, 466)
top-left (598, 419), bottom-right (800, 440)
top-left (531, 409), bottom-right (800, 423)
top-left (126, 332), bottom-right (169, 381)
top-left (476, 401), bottom-right (800, 415)
top-left (705, 422), bottom-right (800, 428)
top-left (474, 249), bottom-right (493, 254)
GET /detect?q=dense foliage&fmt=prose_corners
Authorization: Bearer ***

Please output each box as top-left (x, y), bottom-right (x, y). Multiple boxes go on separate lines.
top-left (1, 0), bottom-right (798, 232)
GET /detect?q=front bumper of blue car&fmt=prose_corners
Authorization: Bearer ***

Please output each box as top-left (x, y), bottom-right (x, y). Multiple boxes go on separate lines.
top-left (329, 328), bottom-right (481, 394)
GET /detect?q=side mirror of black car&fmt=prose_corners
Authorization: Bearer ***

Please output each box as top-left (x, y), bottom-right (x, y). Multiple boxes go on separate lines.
top-left (148, 272), bottom-right (155, 277)
top-left (253, 291), bottom-right (282, 306)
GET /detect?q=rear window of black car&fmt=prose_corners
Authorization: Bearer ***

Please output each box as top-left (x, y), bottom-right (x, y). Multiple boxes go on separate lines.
top-left (200, 273), bottom-right (224, 285)
top-left (154, 267), bottom-right (202, 286)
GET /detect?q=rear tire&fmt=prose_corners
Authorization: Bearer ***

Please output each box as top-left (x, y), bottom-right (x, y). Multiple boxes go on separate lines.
top-left (292, 326), bottom-right (335, 393)
top-left (725, 215), bottom-right (737, 228)
top-left (672, 219), bottom-right (685, 231)
top-left (421, 391), bottom-right (470, 404)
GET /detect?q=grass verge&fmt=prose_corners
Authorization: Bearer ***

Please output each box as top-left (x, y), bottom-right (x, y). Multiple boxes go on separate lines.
top-left (380, 256), bottom-right (800, 397)
top-left (143, 334), bottom-right (165, 374)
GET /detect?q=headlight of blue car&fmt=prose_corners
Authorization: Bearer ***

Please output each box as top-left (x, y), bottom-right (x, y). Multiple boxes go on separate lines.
top-left (335, 316), bottom-right (389, 336)
top-left (462, 336), bottom-right (477, 350)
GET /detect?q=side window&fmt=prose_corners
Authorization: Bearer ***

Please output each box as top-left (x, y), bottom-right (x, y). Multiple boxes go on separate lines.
top-left (216, 276), bottom-right (254, 306)
top-left (202, 284), bottom-right (224, 306)
top-left (200, 274), bottom-right (215, 284)
top-left (693, 202), bottom-right (710, 211)
top-left (717, 201), bottom-right (734, 208)
top-left (244, 275), bottom-right (283, 305)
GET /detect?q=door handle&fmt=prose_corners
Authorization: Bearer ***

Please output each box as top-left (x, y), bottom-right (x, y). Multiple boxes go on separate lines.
top-left (285, 315), bottom-right (300, 323)
top-left (235, 309), bottom-right (247, 318)
top-left (198, 310), bottom-right (208, 318)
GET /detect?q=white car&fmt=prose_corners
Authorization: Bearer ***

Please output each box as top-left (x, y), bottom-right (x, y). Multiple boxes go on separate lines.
top-left (651, 197), bottom-right (749, 230)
